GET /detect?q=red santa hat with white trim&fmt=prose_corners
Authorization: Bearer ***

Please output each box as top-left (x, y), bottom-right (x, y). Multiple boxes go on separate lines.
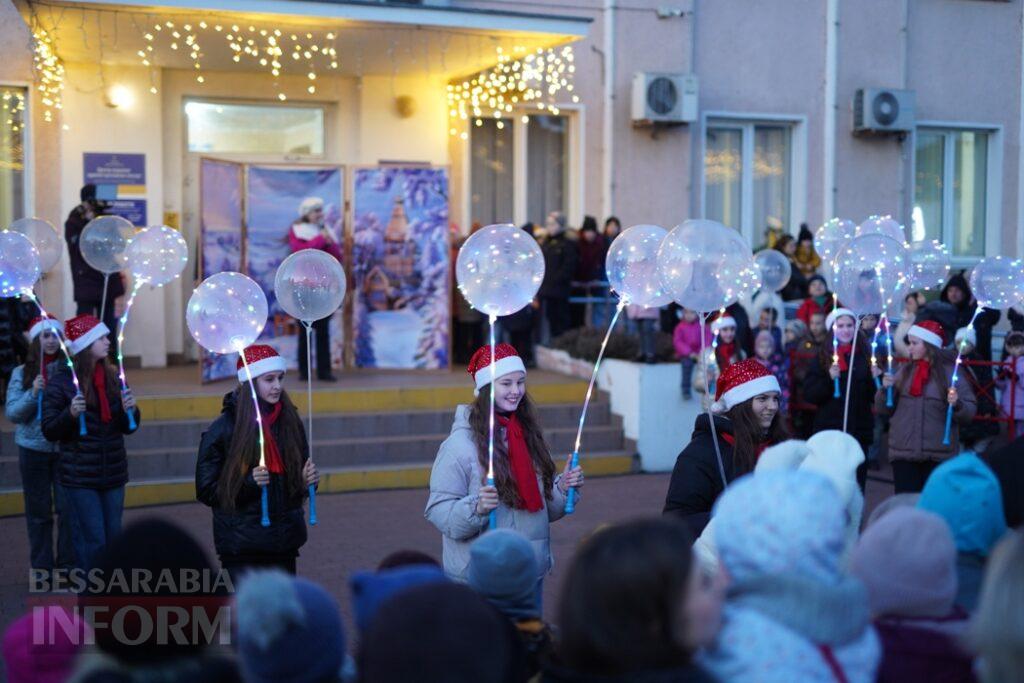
top-left (26, 314), bottom-right (63, 341)
top-left (467, 343), bottom-right (526, 396)
top-left (237, 344), bottom-right (287, 382)
top-left (710, 316), bottom-right (737, 333)
top-left (64, 314), bottom-right (109, 355)
top-left (711, 358), bottom-right (782, 414)
top-left (826, 307), bottom-right (857, 330)
top-left (908, 319), bottom-right (946, 348)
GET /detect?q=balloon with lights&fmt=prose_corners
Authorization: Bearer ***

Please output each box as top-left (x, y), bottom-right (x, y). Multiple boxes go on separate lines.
top-left (81, 216), bottom-right (136, 324)
top-left (908, 239), bottom-right (952, 292)
top-left (274, 249), bottom-right (347, 526)
top-left (455, 224), bottom-right (545, 529)
top-left (9, 217), bottom-right (62, 273)
top-left (753, 249), bottom-right (792, 293)
top-left (187, 272), bottom-right (272, 526)
top-left (814, 218), bottom-right (857, 271)
top-left (117, 226), bottom-right (190, 430)
top-left (856, 215), bottom-right (907, 246)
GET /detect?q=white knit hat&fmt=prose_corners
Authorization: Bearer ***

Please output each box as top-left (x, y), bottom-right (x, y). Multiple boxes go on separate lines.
top-left (298, 196), bottom-right (324, 219)
top-left (826, 308), bottom-right (857, 330)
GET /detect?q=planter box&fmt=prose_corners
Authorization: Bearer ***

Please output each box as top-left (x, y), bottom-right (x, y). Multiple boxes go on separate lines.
top-left (537, 347), bottom-right (700, 473)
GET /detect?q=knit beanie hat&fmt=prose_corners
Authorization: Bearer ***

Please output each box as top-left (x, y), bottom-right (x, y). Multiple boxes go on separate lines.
top-left (3, 607), bottom-right (88, 683)
top-left (350, 564), bottom-right (448, 634)
top-left (467, 343), bottom-right (526, 396)
top-left (711, 358), bottom-right (781, 414)
top-left (826, 307), bottom-right (856, 331)
top-left (866, 492), bottom-right (920, 528)
top-left (850, 507), bottom-right (958, 618)
top-left (358, 582), bottom-right (526, 683)
top-left (919, 453), bottom-right (1008, 556)
top-left (236, 571), bottom-right (345, 683)
top-left (468, 529), bottom-right (539, 621)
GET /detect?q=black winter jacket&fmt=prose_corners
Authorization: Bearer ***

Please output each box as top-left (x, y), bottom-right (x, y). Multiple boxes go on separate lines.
top-left (539, 234), bottom-right (578, 299)
top-left (939, 272), bottom-right (1000, 362)
top-left (195, 391), bottom-right (309, 559)
top-left (0, 297), bottom-right (33, 385)
top-left (41, 365), bottom-right (139, 489)
top-left (65, 206), bottom-right (126, 303)
top-left (663, 413), bottom-right (738, 537)
top-left (803, 344), bottom-right (876, 447)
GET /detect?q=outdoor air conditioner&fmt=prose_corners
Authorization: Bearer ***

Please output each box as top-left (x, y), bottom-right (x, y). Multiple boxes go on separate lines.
top-left (631, 72), bottom-right (698, 124)
top-left (853, 88), bottom-right (915, 134)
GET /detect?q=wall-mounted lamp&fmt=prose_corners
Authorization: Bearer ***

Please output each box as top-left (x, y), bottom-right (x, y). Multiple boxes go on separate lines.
top-left (106, 85), bottom-right (134, 109)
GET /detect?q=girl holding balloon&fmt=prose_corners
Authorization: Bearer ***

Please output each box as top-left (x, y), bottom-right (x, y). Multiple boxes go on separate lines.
top-left (195, 345), bottom-right (319, 581)
top-left (425, 343), bottom-right (584, 595)
top-left (41, 315), bottom-right (140, 571)
top-left (4, 315), bottom-right (74, 573)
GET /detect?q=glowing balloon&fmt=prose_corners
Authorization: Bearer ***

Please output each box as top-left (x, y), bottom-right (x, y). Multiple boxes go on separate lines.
top-left (814, 218), bottom-right (856, 267)
top-left (753, 249), bottom-right (792, 292)
top-left (456, 224), bottom-right (545, 317)
top-left (186, 272), bottom-right (268, 354)
top-left (833, 234), bottom-right (909, 317)
top-left (81, 215), bottom-right (135, 274)
top-left (9, 218), bottom-right (61, 272)
top-left (657, 219), bottom-right (755, 312)
top-left (0, 231), bottom-right (41, 298)
top-left (275, 249), bottom-right (347, 322)
top-left (970, 256), bottom-right (1024, 310)
top-left (605, 225), bottom-right (672, 308)
top-left (857, 215), bottom-right (907, 245)
top-left (908, 239), bottom-right (951, 291)
top-left (126, 226), bottom-right (189, 287)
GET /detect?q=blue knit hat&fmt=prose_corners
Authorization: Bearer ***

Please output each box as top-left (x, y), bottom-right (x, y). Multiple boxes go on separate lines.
top-left (236, 572), bottom-right (345, 683)
top-left (918, 453), bottom-right (1008, 556)
top-left (468, 529), bottom-right (539, 621)
top-left (350, 564), bottom-right (448, 633)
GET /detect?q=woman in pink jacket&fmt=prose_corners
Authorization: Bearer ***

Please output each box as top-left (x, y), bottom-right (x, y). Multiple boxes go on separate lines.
top-left (674, 308), bottom-right (712, 400)
top-left (289, 197), bottom-right (343, 382)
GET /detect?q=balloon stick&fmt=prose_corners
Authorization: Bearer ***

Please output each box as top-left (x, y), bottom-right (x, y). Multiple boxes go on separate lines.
top-left (23, 291), bottom-right (86, 436)
top-left (487, 314), bottom-right (497, 531)
top-left (943, 308), bottom-right (980, 445)
top-left (116, 281), bottom-right (143, 431)
top-left (238, 347), bottom-right (270, 527)
top-left (304, 322), bottom-right (318, 526)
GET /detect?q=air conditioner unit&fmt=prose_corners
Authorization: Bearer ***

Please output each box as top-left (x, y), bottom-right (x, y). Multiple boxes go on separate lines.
top-left (632, 73), bottom-right (698, 124)
top-left (853, 88), bottom-right (915, 134)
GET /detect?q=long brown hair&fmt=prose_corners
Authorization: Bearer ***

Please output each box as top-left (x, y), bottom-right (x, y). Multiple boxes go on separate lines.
top-left (468, 390), bottom-right (556, 507)
top-left (24, 336), bottom-right (52, 380)
top-left (217, 385), bottom-right (306, 510)
top-left (896, 343), bottom-right (949, 395)
top-left (725, 397), bottom-right (789, 477)
top-left (72, 350), bottom-right (119, 413)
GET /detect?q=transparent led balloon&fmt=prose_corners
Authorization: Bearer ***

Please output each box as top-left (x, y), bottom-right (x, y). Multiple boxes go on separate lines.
top-left (81, 215), bottom-right (135, 274)
top-left (275, 249), bottom-right (347, 322)
top-left (456, 224), bottom-right (545, 317)
top-left (908, 239), bottom-right (951, 291)
top-left (753, 249), bottom-right (792, 292)
top-left (833, 234), bottom-right (909, 317)
top-left (9, 217), bottom-right (62, 272)
top-left (186, 272), bottom-right (268, 354)
top-left (126, 226), bottom-right (189, 287)
top-left (815, 218), bottom-right (857, 267)
top-left (0, 231), bottom-right (41, 298)
top-left (856, 215), bottom-right (907, 246)
top-left (605, 224), bottom-right (673, 308)
top-left (656, 219), bottom-right (755, 312)
top-left (970, 256), bottom-right (1024, 310)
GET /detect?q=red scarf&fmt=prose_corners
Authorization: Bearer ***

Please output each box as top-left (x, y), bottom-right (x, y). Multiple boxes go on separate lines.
top-left (92, 362), bottom-right (112, 424)
top-left (260, 402), bottom-right (286, 474)
top-left (716, 342), bottom-right (737, 369)
top-left (41, 353), bottom-right (57, 381)
top-left (495, 413), bottom-right (544, 513)
top-left (910, 359), bottom-right (932, 397)
top-left (719, 432), bottom-right (770, 461)
top-left (835, 344), bottom-right (852, 372)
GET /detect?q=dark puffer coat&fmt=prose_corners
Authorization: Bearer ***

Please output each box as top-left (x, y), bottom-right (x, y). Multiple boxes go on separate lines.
top-left (804, 343), bottom-right (876, 449)
top-left (194, 391), bottom-right (309, 560)
top-left (663, 413), bottom-right (740, 537)
top-left (41, 364), bottom-right (139, 489)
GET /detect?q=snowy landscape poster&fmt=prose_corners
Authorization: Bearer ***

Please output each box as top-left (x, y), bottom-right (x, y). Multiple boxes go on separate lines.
top-left (351, 167), bottom-right (450, 369)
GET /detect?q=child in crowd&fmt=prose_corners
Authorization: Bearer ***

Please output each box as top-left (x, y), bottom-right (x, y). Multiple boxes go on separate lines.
top-left (808, 311), bottom-right (828, 345)
top-left (794, 224), bottom-right (822, 278)
top-left (796, 275), bottom-right (834, 325)
top-left (693, 316), bottom-right (745, 401)
top-left (784, 319), bottom-right (808, 353)
top-left (753, 330), bottom-right (789, 414)
top-left (673, 308), bottom-right (710, 400)
top-left (996, 331), bottom-right (1024, 437)
top-left (195, 345), bottom-right (319, 581)
top-left (756, 306), bottom-right (783, 350)
top-left (627, 304), bottom-right (660, 365)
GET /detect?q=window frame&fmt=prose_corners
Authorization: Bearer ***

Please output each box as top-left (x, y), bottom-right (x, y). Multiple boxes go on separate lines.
top-left (699, 112), bottom-right (807, 244)
top-left (182, 96), bottom-right (329, 160)
top-left (912, 122), bottom-right (1002, 263)
top-left (0, 82), bottom-right (33, 221)
top-left (461, 105), bottom-right (583, 230)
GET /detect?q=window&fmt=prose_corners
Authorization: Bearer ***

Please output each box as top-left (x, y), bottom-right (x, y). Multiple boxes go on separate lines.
top-left (185, 101), bottom-right (325, 155)
top-left (914, 128), bottom-right (989, 257)
top-left (704, 121), bottom-right (792, 241)
top-left (0, 86), bottom-right (27, 227)
top-left (468, 113), bottom-right (575, 228)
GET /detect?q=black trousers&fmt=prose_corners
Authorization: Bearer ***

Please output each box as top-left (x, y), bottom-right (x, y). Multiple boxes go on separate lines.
top-left (75, 299), bottom-right (119, 357)
top-left (891, 460), bottom-right (940, 494)
top-left (220, 554), bottom-right (297, 587)
top-left (544, 297), bottom-right (572, 341)
top-left (297, 317), bottom-right (332, 379)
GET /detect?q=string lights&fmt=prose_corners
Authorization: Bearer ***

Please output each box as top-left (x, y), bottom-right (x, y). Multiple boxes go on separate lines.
top-left (1, 89), bottom-right (26, 136)
top-left (31, 28), bottom-right (65, 122)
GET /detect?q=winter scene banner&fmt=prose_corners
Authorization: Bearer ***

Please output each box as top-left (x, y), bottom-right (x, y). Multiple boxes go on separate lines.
top-left (351, 167), bottom-right (450, 369)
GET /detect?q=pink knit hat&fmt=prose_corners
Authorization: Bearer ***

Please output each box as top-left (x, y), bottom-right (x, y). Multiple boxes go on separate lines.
top-left (2, 606), bottom-right (88, 683)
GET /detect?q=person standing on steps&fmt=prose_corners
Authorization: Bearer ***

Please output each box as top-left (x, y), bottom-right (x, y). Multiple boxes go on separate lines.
top-left (538, 212), bottom-right (578, 342)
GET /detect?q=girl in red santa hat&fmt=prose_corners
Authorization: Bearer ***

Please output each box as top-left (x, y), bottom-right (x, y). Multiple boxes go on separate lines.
top-left (195, 344), bottom-right (319, 581)
top-left (425, 343), bottom-right (584, 600)
top-left (4, 315), bottom-right (74, 574)
top-left (40, 314), bottom-right (140, 571)
top-left (874, 319), bottom-right (977, 493)
top-left (664, 358), bottom-right (788, 537)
